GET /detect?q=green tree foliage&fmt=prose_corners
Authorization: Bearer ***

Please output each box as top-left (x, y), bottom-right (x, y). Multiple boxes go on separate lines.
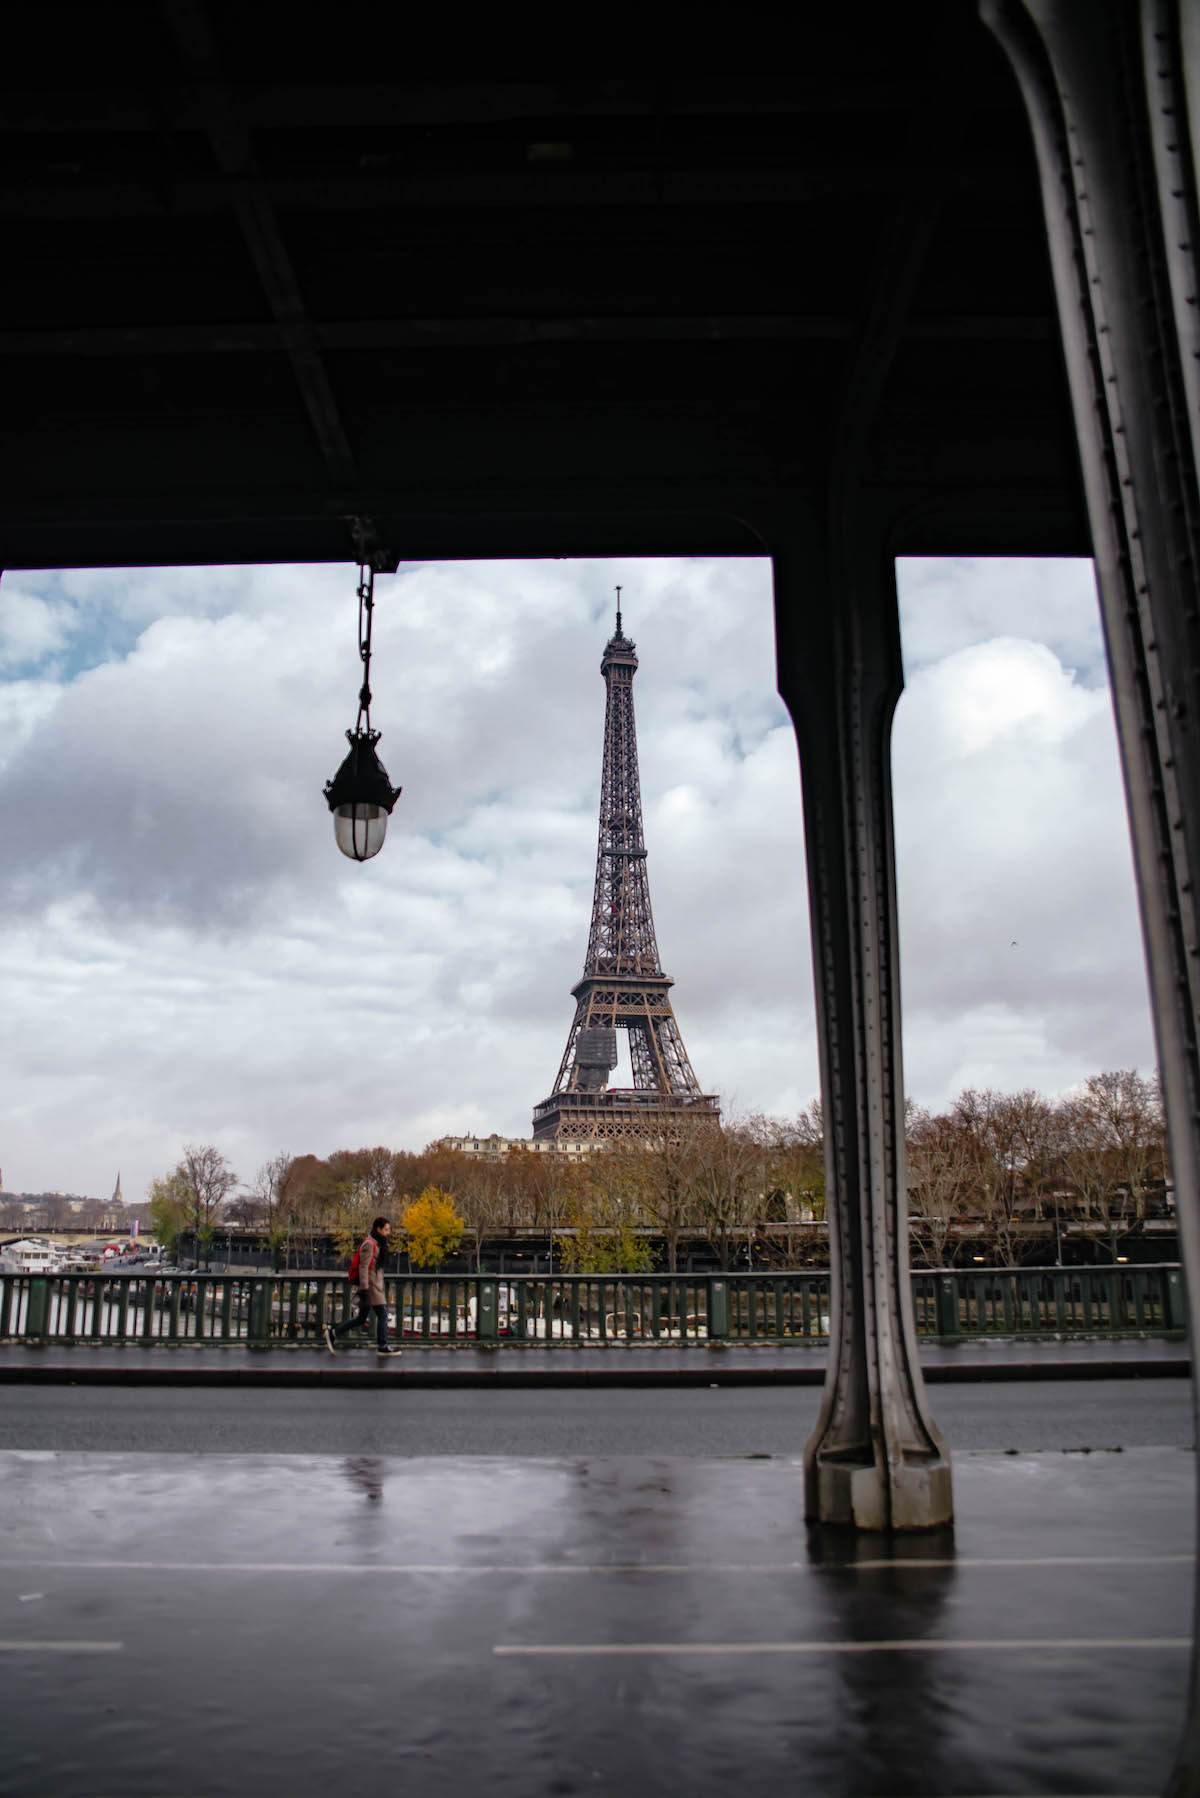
top-left (147, 1171), bottom-right (191, 1255)
top-left (557, 1163), bottom-right (654, 1275)
top-left (401, 1187), bottom-right (465, 1268)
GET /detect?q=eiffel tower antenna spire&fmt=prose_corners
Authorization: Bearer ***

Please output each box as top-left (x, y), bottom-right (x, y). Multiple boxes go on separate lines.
top-left (532, 601), bottom-right (719, 1141)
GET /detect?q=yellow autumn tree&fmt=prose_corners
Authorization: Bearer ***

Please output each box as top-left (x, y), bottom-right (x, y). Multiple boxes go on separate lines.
top-left (400, 1187), bottom-right (465, 1269)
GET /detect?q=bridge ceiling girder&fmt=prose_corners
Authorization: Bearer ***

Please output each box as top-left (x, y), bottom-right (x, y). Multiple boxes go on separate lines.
top-left (0, 2), bottom-right (1090, 568)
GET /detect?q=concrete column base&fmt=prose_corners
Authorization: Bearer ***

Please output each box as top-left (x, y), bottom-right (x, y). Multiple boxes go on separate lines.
top-left (807, 1451), bottom-right (954, 1534)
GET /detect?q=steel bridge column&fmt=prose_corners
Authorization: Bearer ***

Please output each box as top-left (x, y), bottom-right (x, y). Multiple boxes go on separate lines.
top-left (773, 514), bottom-right (952, 1532)
top-left (982, 4), bottom-right (1200, 1786)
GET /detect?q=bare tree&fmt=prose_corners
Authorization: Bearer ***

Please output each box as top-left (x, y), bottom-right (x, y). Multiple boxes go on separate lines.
top-left (905, 1106), bottom-right (976, 1268)
top-left (741, 1105), bottom-right (827, 1264)
top-left (499, 1145), bottom-right (564, 1233)
top-left (605, 1132), bottom-right (696, 1274)
top-left (683, 1122), bottom-right (764, 1270)
top-left (326, 1146), bottom-right (398, 1215)
top-left (1058, 1070), bottom-right (1166, 1260)
top-left (247, 1152), bottom-right (296, 1233)
top-left (42, 1194), bottom-right (74, 1230)
top-left (951, 1089), bottom-right (1035, 1266)
top-left (177, 1144), bottom-right (239, 1266)
top-left (453, 1156), bottom-right (512, 1271)
top-left (223, 1190), bottom-right (263, 1231)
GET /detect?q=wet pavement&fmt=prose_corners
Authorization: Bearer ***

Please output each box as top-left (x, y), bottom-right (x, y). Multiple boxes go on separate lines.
top-left (0, 1445), bottom-right (1192, 1796)
top-left (0, 1335), bottom-right (1187, 1387)
top-left (1, 1377), bottom-right (1192, 1456)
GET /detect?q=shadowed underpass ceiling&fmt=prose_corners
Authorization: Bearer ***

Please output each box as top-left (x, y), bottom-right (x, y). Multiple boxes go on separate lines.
top-left (1, 3), bottom-right (1088, 569)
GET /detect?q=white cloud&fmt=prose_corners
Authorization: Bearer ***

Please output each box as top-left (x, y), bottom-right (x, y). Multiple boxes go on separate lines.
top-left (897, 556), bottom-right (1107, 685)
top-left (892, 612), bottom-right (1153, 1106)
top-left (0, 554), bottom-right (1157, 1202)
top-left (0, 677), bottom-right (63, 771)
top-left (0, 588), bottom-right (75, 671)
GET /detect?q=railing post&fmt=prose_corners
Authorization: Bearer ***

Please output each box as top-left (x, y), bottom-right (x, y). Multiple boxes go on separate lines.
top-left (1000, 1273), bottom-right (1016, 1335)
top-left (477, 1279), bottom-right (499, 1343)
top-left (27, 1278), bottom-right (50, 1340)
top-left (709, 1278), bottom-right (728, 1340)
top-left (248, 1279), bottom-right (272, 1347)
top-left (142, 1277), bottom-right (157, 1343)
top-left (1165, 1266), bottom-right (1188, 1333)
top-left (60, 1277), bottom-right (76, 1341)
top-left (936, 1274), bottom-right (959, 1340)
top-left (1053, 1271), bottom-right (1068, 1333)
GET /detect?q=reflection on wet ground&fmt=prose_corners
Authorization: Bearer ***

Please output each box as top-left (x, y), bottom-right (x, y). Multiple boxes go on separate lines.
top-left (0, 1448), bottom-right (1191, 1796)
top-left (343, 1455), bottom-right (385, 1502)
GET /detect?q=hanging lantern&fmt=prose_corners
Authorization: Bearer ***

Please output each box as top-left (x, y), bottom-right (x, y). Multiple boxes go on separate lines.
top-left (323, 561), bottom-right (401, 861)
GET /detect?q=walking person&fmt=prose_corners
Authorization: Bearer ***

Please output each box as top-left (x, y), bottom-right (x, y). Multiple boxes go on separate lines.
top-left (325, 1217), bottom-right (401, 1356)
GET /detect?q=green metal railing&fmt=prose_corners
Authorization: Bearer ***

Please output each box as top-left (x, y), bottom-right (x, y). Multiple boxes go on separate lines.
top-left (0, 1264), bottom-right (1185, 1347)
top-left (911, 1263), bottom-right (1187, 1337)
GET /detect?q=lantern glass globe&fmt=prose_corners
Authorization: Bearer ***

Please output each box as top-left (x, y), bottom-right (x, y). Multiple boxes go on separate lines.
top-left (333, 802), bottom-right (389, 861)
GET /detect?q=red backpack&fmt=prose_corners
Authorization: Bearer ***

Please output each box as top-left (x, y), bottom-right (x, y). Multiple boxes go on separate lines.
top-left (348, 1236), bottom-right (378, 1285)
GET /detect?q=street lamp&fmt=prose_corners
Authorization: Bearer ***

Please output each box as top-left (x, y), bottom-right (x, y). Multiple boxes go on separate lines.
top-left (324, 560), bottom-right (401, 861)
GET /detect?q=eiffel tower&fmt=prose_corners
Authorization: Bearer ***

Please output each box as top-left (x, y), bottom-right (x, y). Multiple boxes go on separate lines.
top-left (532, 595), bottom-right (719, 1142)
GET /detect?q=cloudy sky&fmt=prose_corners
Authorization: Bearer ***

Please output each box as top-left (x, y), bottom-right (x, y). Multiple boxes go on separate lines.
top-left (0, 554), bottom-right (1156, 1203)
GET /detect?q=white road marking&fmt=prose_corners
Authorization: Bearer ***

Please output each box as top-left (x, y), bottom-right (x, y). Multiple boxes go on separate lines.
top-left (493, 1636), bottom-right (1191, 1657)
top-left (0, 1554), bottom-right (1189, 1575)
top-left (0, 1640), bottom-right (122, 1653)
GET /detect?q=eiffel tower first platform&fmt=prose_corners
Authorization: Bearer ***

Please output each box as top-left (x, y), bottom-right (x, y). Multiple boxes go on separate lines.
top-left (532, 600), bottom-right (719, 1143)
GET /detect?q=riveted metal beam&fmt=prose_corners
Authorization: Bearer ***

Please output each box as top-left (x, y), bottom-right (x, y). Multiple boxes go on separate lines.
top-left (160, 0), bottom-right (387, 566)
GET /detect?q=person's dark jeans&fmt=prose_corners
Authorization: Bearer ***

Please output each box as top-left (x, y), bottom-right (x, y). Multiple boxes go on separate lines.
top-left (332, 1294), bottom-right (389, 1347)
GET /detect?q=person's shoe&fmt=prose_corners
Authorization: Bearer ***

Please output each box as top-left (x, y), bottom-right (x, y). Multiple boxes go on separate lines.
top-left (323, 1324), bottom-right (337, 1356)
top-left (377, 1345), bottom-right (402, 1356)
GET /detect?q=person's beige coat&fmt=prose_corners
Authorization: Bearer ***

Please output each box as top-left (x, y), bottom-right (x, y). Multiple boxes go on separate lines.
top-left (356, 1234), bottom-right (386, 1305)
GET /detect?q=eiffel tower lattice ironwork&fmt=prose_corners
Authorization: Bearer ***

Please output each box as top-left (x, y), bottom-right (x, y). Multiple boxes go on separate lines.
top-left (532, 598), bottom-right (719, 1141)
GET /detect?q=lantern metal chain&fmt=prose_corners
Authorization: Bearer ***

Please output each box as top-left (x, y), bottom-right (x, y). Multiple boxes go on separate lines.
top-left (356, 561), bottom-right (376, 736)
